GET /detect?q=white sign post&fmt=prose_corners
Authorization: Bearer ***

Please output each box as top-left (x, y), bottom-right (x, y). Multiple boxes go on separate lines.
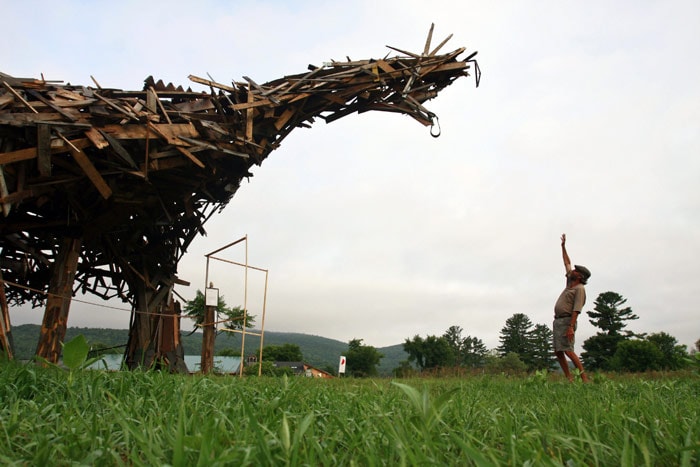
top-left (338, 355), bottom-right (346, 375)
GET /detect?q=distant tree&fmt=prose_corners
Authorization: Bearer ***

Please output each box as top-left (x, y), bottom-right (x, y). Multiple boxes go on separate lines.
top-left (322, 364), bottom-right (337, 377)
top-left (587, 291), bottom-right (638, 337)
top-left (443, 326), bottom-right (466, 365)
top-left (263, 343), bottom-right (304, 362)
top-left (582, 291), bottom-right (639, 371)
top-left (645, 332), bottom-right (688, 370)
top-left (497, 313), bottom-right (535, 367)
top-left (392, 360), bottom-right (417, 378)
top-left (462, 336), bottom-right (488, 368)
top-left (529, 324), bottom-right (555, 371)
top-left (346, 339), bottom-right (383, 377)
top-left (485, 352), bottom-right (527, 375)
top-left (611, 339), bottom-right (664, 372)
top-left (582, 334), bottom-right (624, 371)
top-left (184, 290), bottom-right (255, 332)
top-left (403, 334), bottom-right (455, 371)
top-left (217, 348), bottom-right (240, 357)
top-left (243, 360), bottom-right (293, 377)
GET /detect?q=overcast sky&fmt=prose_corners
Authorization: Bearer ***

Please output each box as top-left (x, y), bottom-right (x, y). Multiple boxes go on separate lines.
top-left (4, 1), bottom-right (699, 352)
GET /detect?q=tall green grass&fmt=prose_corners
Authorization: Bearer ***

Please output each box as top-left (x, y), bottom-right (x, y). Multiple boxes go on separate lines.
top-left (0, 362), bottom-right (698, 466)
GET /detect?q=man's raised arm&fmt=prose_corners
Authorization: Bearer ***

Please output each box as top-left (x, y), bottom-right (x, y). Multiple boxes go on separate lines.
top-left (561, 234), bottom-right (572, 273)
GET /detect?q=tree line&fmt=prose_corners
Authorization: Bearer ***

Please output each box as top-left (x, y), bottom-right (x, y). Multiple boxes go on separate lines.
top-left (125, 288), bottom-right (696, 377)
top-left (376, 290), bottom-right (694, 377)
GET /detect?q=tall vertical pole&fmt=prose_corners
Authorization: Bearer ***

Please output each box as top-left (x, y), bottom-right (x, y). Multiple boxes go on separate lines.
top-left (257, 269), bottom-right (269, 376)
top-left (201, 299), bottom-right (215, 374)
top-left (201, 254), bottom-right (216, 374)
top-left (239, 235), bottom-right (249, 377)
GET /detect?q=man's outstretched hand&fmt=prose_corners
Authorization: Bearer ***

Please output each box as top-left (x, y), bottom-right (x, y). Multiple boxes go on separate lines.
top-left (561, 233), bottom-right (566, 246)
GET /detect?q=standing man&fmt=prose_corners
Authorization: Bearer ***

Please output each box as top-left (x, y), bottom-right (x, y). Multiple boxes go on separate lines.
top-left (554, 234), bottom-right (590, 382)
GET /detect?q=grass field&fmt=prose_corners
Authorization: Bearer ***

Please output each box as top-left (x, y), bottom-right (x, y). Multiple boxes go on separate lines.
top-left (0, 362), bottom-right (698, 466)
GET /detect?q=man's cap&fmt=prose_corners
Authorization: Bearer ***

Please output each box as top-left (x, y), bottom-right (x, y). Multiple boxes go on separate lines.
top-left (574, 265), bottom-right (591, 282)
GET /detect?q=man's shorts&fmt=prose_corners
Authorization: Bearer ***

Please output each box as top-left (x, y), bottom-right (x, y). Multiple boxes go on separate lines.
top-left (553, 317), bottom-right (576, 352)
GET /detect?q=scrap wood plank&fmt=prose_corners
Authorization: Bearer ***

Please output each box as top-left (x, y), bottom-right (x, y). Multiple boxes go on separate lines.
top-left (0, 188), bottom-right (35, 206)
top-left (97, 130), bottom-right (139, 169)
top-left (101, 123), bottom-right (199, 140)
top-left (273, 107), bottom-right (296, 131)
top-left (84, 128), bottom-right (110, 149)
top-left (0, 165), bottom-right (10, 216)
top-left (1, 81), bottom-right (38, 113)
top-left (243, 76), bottom-right (280, 104)
top-left (188, 75), bottom-right (236, 93)
top-left (36, 123), bottom-right (52, 176)
top-left (26, 90), bottom-right (77, 121)
top-left (145, 122), bottom-right (196, 147)
top-left (0, 137), bottom-right (91, 164)
top-left (175, 146), bottom-right (205, 169)
top-left (231, 98), bottom-right (274, 111)
top-left (66, 144), bottom-right (113, 199)
top-left (178, 136), bottom-right (249, 159)
top-left (245, 87), bottom-right (254, 141)
top-left (54, 89), bottom-right (87, 101)
top-left (172, 97), bottom-right (215, 113)
top-left (92, 92), bottom-right (139, 121)
top-left (0, 112), bottom-right (64, 125)
top-left (0, 93), bottom-right (14, 109)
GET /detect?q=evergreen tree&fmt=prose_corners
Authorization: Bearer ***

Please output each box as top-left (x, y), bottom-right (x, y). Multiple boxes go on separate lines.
top-left (582, 291), bottom-right (638, 371)
top-left (587, 291), bottom-right (638, 337)
top-left (582, 334), bottom-right (624, 371)
top-left (263, 343), bottom-right (304, 362)
top-left (443, 326), bottom-right (466, 365)
top-left (462, 335), bottom-right (488, 368)
top-left (497, 313), bottom-right (535, 367)
top-left (184, 290), bottom-right (255, 332)
top-left (529, 324), bottom-right (554, 371)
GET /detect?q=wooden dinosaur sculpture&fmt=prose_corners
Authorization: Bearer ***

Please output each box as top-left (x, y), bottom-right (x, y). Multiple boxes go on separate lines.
top-left (0, 25), bottom-right (479, 369)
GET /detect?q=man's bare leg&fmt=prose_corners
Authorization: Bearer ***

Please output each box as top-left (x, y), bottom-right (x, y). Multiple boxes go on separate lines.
top-left (555, 351), bottom-right (573, 381)
top-left (565, 350), bottom-right (590, 382)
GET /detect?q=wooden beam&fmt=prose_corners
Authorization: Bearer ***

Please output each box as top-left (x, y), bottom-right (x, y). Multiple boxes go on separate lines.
top-left (274, 108), bottom-right (296, 131)
top-left (61, 135), bottom-right (112, 199)
top-left (101, 123), bottom-right (199, 141)
top-left (245, 86), bottom-right (254, 142)
top-left (35, 236), bottom-right (82, 364)
top-left (0, 137), bottom-right (92, 164)
top-left (36, 123), bottom-right (52, 176)
top-left (0, 165), bottom-right (10, 216)
top-left (1, 81), bottom-right (38, 113)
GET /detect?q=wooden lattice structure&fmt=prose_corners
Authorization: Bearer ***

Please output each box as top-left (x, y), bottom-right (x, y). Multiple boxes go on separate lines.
top-left (0, 26), bottom-right (479, 368)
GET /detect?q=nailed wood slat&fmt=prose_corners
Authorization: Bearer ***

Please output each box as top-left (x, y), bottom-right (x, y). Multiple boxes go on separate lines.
top-left (1, 81), bottom-right (38, 113)
top-left (66, 143), bottom-right (113, 199)
top-left (36, 123), bottom-right (52, 176)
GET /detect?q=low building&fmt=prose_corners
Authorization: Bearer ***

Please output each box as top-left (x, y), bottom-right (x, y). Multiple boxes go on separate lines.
top-left (274, 361), bottom-right (334, 378)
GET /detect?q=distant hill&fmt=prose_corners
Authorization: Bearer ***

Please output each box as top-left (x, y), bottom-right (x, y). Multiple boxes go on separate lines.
top-left (7, 324), bottom-right (408, 376)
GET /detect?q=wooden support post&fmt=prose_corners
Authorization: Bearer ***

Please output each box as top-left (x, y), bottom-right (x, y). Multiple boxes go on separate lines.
top-left (125, 287), bottom-right (155, 369)
top-left (159, 298), bottom-right (188, 373)
top-left (200, 303), bottom-right (216, 374)
top-left (35, 236), bottom-right (82, 364)
top-left (0, 270), bottom-right (14, 359)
